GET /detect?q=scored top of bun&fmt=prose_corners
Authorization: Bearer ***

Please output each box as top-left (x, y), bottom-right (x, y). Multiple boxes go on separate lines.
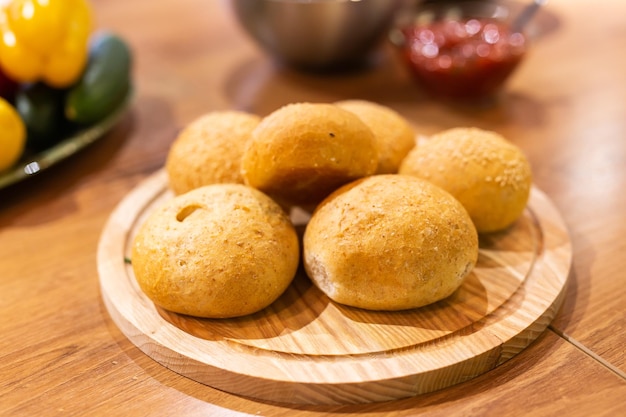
top-left (131, 183), bottom-right (300, 318)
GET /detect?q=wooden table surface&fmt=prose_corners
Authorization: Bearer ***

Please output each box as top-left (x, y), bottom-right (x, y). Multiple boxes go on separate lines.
top-left (1, 0), bottom-right (625, 415)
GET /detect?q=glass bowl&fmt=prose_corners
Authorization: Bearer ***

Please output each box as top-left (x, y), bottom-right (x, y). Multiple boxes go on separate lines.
top-left (390, 1), bottom-right (529, 100)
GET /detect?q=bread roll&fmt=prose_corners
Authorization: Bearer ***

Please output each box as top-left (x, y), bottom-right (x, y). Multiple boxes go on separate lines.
top-left (303, 175), bottom-right (478, 311)
top-left (166, 111), bottom-right (261, 195)
top-left (399, 127), bottom-right (532, 233)
top-left (335, 99), bottom-right (416, 174)
top-left (131, 184), bottom-right (299, 318)
top-left (241, 102), bottom-right (378, 206)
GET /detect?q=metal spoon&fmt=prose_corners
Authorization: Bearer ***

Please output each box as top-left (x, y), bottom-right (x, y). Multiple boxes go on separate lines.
top-left (511, 0), bottom-right (547, 33)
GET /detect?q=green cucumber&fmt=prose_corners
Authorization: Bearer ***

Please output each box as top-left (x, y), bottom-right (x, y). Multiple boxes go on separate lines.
top-left (16, 82), bottom-right (66, 151)
top-left (65, 32), bottom-right (132, 125)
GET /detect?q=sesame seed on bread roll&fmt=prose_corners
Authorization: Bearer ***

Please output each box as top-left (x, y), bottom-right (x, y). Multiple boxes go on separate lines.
top-left (399, 127), bottom-right (532, 233)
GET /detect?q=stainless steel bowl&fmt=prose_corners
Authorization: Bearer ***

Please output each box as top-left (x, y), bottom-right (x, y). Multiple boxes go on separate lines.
top-left (229, 0), bottom-right (403, 71)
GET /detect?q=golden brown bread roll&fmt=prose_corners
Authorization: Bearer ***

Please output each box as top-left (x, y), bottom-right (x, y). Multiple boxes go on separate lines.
top-left (166, 111), bottom-right (261, 195)
top-left (399, 127), bottom-right (532, 233)
top-left (334, 99), bottom-right (416, 174)
top-left (240, 102), bottom-right (378, 206)
top-left (131, 184), bottom-right (299, 318)
top-left (303, 174), bottom-right (478, 311)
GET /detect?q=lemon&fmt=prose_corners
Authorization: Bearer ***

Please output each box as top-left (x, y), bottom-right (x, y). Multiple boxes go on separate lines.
top-left (0, 97), bottom-right (26, 171)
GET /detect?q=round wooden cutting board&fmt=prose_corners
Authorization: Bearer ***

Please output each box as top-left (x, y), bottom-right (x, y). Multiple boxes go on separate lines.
top-left (97, 169), bottom-right (572, 405)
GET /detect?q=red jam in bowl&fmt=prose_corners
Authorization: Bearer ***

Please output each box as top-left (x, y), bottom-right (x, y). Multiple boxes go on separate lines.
top-left (400, 17), bottom-right (526, 99)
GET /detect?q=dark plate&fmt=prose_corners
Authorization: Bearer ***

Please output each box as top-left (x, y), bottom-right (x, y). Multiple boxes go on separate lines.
top-left (0, 88), bottom-right (133, 190)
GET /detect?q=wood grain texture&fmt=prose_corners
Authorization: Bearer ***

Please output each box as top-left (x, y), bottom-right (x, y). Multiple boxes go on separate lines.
top-left (97, 169), bottom-right (571, 404)
top-left (2, 0), bottom-right (626, 415)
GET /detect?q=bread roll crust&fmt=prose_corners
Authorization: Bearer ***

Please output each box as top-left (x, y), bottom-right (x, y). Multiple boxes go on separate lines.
top-left (335, 99), bottom-right (416, 174)
top-left (303, 175), bottom-right (478, 311)
top-left (131, 184), bottom-right (299, 318)
top-left (166, 111), bottom-right (261, 195)
top-left (241, 103), bottom-right (378, 205)
top-left (399, 127), bottom-right (532, 233)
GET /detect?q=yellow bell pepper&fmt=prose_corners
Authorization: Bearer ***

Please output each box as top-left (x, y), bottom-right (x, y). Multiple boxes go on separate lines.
top-left (0, 0), bottom-right (93, 88)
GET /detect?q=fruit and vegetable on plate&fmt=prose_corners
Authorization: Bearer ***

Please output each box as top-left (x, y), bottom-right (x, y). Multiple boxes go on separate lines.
top-left (0, 0), bottom-right (132, 172)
